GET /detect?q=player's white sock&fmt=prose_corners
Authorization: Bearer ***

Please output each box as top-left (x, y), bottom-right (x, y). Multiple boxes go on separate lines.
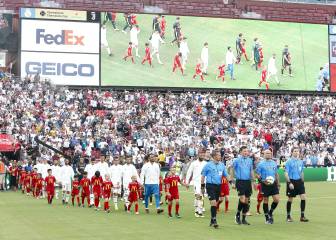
top-left (194, 198), bottom-right (197, 208)
top-left (107, 47), bottom-right (111, 55)
top-left (55, 189), bottom-right (59, 199)
top-left (62, 192), bottom-right (66, 201)
top-left (156, 54), bottom-right (162, 64)
top-left (135, 47), bottom-right (139, 56)
top-left (90, 194), bottom-right (94, 205)
top-left (197, 200), bottom-right (203, 214)
top-left (275, 76), bottom-right (280, 84)
top-left (65, 193), bottom-right (70, 203)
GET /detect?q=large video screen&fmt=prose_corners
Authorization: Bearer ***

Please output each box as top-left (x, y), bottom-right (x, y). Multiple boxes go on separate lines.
top-left (20, 8), bottom-right (100, 86)
top-left (101, 13), bottom-right (330, 91)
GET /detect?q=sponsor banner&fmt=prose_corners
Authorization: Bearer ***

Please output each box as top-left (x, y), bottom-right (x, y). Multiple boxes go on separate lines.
top-left (20, 8), bottom-right (87, 21)
top-left (21, 19), bottom-right (99, 54)
top-left (329, 35), bottom-right (336, 64)
top-left (20, 51), bottom-right (99, 86)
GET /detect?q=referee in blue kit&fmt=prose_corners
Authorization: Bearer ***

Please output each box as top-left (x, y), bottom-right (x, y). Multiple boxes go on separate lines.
top-left (230, 146), bottom-right (255, 225)
top-left (284, 147), bottom-right (309, 222)
top-left (201, 150), bottom-right (230, 229)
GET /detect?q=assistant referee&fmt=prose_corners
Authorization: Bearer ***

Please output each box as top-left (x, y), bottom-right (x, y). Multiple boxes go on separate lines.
top-left (201, 150), bottom-right (229, 229)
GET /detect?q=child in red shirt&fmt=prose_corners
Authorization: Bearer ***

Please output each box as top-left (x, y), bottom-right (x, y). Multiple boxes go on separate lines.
top-left (80, 171), bottom-right (91, 207)
top-left (91, 171), bottom-right (103, 211)
top-left (123, 42), bottom-right (135, 64)
top-left (102, 174), bottom-right (113, 213)
top-left (34, 173), bottom-right (44, 199)
top-left (45, 169), bottom-right (56, 204)
top-left (128, 175), bottom-right (141, 214)
top-left (71, 175), bottom-right (80, 207)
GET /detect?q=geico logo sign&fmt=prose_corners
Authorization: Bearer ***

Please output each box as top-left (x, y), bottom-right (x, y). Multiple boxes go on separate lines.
top-left (25, 62), bottom-right (94, 77)
top-left (36, 29), bottom-right (84, 45)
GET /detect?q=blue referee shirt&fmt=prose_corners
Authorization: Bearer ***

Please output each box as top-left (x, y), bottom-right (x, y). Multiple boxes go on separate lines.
top-left (256, 160), bottom-right (278, 181)
top-left (285, 158), bottom-right (304, 180)
top-left (201, 161), bottom-right (228, 185)
top-left (233, 156), bottom-right (253, 180)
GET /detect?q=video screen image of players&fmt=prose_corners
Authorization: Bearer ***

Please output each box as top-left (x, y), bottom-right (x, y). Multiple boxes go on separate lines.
top-left (100, 13), bottom-right (329, 91)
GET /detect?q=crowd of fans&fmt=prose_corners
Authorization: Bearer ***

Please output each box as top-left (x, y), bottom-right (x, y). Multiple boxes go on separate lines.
top-left (0, 75), bottom-right (335, 186)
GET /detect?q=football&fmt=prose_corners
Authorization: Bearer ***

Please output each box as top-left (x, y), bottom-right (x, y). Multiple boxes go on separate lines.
top-left (265, 176), bottom-right (275, 185)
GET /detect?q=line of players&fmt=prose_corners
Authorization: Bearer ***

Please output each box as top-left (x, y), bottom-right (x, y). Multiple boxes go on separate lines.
top-left (102, 13), bottom-right (293, 90)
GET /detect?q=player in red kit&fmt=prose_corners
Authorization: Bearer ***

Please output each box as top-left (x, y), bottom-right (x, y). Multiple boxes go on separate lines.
top-left (216, 63), bottom-right (226, 82)
top-left (256, 181), bottom-right (264, 214)
top-left (165, 168), bottom-right (186, 218)
top-left (241, 39), bottom-right (249, 61)
top-left (258, 47), bottom-right (264, 69)
top-left (192, 59), bottom-right (205, 81)
top-left (31, 168), bottom-right (38, 197)
top-left (172, 52), bottom-right (184, 75)
top-left (141, 43), bottom-right (152, 67)
top-left (80, 171), bottom-right (91, 207)
top-left (24, 170), bottom-right (32, 195)
top-left (91, 171), bottom-right (103, 211)
top-left (131, 14), bottom-right (137, 25)
top-left (34, 173), bottom-right (44, 199)
top-left (160, 15), bottom-right (166, 39)
top-left (102, 174), bottom-right (113, 213)
top-left (217, 176), bottom-right (230, 213)
top-left (45, 169), bottom-right (56, 204)
top-left (128, 175), bottom-right (141, 214)
top-left (71, 175), bottom-right (80, 207)
top-left (123, 42), bottom-right (135, 64)
top-left (159, 175), bottom-right (164, 205)
top-left (259, 66), bottom-right (269, 90)
top-left (19, 169), bottom-right (27, 194)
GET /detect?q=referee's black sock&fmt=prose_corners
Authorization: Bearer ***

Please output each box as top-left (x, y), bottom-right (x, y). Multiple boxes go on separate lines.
top-left (236, 201), bottom-right (243, 216)
top-left (211, 206), bottom-right (217, 221)
top-left (242, 203), bottom-right (248, 221)
top-left (269, 202), bottom-right (278, 216)
top-left (300, 200), bottom-right (306, 218)
top-left (286, 201), bottom-right (292, 218)
top-left (263, 203), bottom-right (269, 219)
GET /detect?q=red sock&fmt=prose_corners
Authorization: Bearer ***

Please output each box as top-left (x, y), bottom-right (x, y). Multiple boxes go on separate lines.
top-left (192, 74), bottom-right (196, 79)
top-left (173, 66), bottom-right (176, 72)
top-left (72, 197), bottom-right (75, 205)
top-left (50, 196), bottom-right (53, 204)
top-left (131, 57), bottom-right (135, 63)
top-left (47, 195), bottom-right (50, 204)
top-left (225, 200), bottom-right (229, 211)
top-left (257, 201), bottom-right (261, 212)
top-left (77, 196), bottom-right (80, 205)
top-left (128, 202), bottom-right (132, 211)
top-left (181, 68), bottom-right (184, 75)
top-left (168, 203), bottom-right (172, 215)
top-left (87, 197), bottom-right (90, 206)
top-left (149, 59), bottom-right (152, 66)
top-left (201, 75), bottom-right (204, 81)
top-left (266, 83), bottom-right (269, 90)
top-left (141, 59), bottom-right (145, 64)
top-left (175, 203), bottom-right (179, 214)
top-left (94, 197), bottom-right (99, 208)
top-left (82, 196), bottom-right (85, 205)
top-left (244, 54), bottom-right (248, 61)
top-left (222, 77), bottom-right (225, 82)
top-left (135, 203), bottom-right (139, 212)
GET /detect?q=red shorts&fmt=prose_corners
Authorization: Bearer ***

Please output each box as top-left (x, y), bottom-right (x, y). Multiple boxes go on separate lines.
top-left (71, 189), bottom-right (79, 196)
top-left (195, 70), bottom-right (202, 75)
top-left (167, 193), bottom-right (179, 201)
top-left (93, 190), bottom-right (101, 197)
top-left (35, 187), bottom-right (42, 195)
top-left (81, 190), bottom-right (90, 197)
top-left (257, 193), bottom-right (264, 201)
top-left (220, 183), bottom-right (230, 197)
top-left (128, 192), bottom-right (138, 202)
top-left (219, 71), bottom-right (224, 76)
top-left (103, 192), bottom-right (111, 199)
top-left (174, 62), bottom-right (182, 68)
top-left (46, 188), bottom-right (55, 196)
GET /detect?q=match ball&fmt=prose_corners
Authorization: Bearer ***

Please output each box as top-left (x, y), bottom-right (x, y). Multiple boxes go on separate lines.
top-left (265, 176), bottom-right (275, 185)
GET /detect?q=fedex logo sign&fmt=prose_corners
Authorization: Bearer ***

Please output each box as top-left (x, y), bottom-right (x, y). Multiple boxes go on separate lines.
top-left (36, 29), bottom-right (84, 45)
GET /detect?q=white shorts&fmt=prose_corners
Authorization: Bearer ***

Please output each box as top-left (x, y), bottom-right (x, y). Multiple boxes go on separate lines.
top-left (112, 187), bottom-right (121, 195)
top-left (62, 183), bottom-right (71, 192)
top-left (132, 40), bottom-right (138, 47)
top-left (152, 46), bottom-right (159, 53)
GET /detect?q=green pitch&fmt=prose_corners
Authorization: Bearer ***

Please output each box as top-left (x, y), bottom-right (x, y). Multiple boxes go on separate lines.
top-left (101, 14), bottom-right (328, 91)
top-left (0, 182), bottom-right (335, 240)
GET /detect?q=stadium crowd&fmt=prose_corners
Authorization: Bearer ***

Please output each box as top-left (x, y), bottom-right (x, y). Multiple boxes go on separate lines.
top-left (0, 75), bottom-right (335, 176)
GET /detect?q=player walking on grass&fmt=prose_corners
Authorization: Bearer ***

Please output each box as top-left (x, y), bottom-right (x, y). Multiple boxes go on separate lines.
top-left (201, 42), bottom-right (209, 75)
top-left (130, 25), bottom-right (140, 57)
top-left (216, 63), bottom-right (226, 82)
top-left (91, 171), bottom-right (103, 211)
top-left (256, 149), bottom-right (280, 224)
top-left (171, 17), bottom-right (182, 47)
top-left (230, 146), bottom-right (255, 225)
top-left (79, 171), bottom-right (91, 207)
top-left (45, 169), bottom-right (56, 205)
top-left (285, 147), bottom-right (309, 222)
top-left (128, 175), bottom-right (141, 214)
top-left (140, 154), bottom-right (164, 214)
top-left (123, 42), bottom-right (135, 64)
top-left (109, 157), bottom-right (123, 210)
top-left (258, 66), bottom-right (269, 90)
top-left (267, 54), bottom-right (280, 85)
top-left (34, 173), bottom-right (43, 199)
top-left (172, 52), bottom-right (184, 75)
top-left (186, 148), bottom-right (207, 218)
top-left (102, 174), bottom-right (113, 213)
top-left (165, 167), bottom-right (185, 218)
top-left (150, 31), bottom-right (164, 64)
top-left (160, 15), bottom-right (166, 39)
top-left (201, 150), bottom-right (230, 229)
top-left (225, 47), bottom-right (236, 81)
top-left (71, 175), bottom-right (80, 207)
top-left (235, 33), bottom-right (243, 64)
top-left (142, 43), bottom-right (153, 66)
top-left (281, 45), bottom-right (293, 77)
top-left (60, 159), bottom-right (74, 206)
top-left (179, 37), bottom-right (190, 70)
top-left (122, 156), bottom-right (139, 211)
top-left (101, 25), bottom-right (113, 57)
top-left (192, 59), bottom-right (205, 82)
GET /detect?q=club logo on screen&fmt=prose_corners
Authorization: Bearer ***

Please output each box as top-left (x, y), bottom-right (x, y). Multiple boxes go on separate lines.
top-left (36, 29), bottom-right (85, 45)
top-left (25, 62), bottom-right (94, 77)
top-left (332, 41), bottom-right (336, 57)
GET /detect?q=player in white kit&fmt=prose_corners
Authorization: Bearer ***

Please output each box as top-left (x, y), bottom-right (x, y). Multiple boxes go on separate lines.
top-left (267, 54), bottom-right (280, 85)
top-left (179, 37), bottom-right (190, 70)
top-left (130, 25), bottom-right (140, 57)
top-left (201, 42), bottom-right (209, 75)
top-left (60, 159), bottom-right (74, 205)
top-left (186, 148), bottom-right (207, 217)
top-left (122, 155), bottom-right (139, 211)
top-left (150, 31), bottom-right (164, 64)
top-left (51, 159), bottom-right (62, 199)
top-left (109, 156), bottom-right (123, 210)
top-left (84, 158), bottom-right (96, 206)
top-left (101, 25), bottom-right (113, 56)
